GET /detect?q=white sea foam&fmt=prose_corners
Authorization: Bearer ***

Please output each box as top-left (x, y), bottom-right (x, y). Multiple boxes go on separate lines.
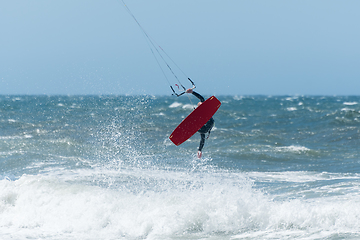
top-left (246, 171), bottom-right (360, 183)
top-left (343, 102), bottom-right (358, 106)
top-left (233, 95), bottom-right (245, 101)
top-left (285, 97), bottom-right (296, 101)
top-left (286, 107), bottom-right (297, 111)
top-left (169, 102), bottom-right (182, 108)
top-left (1, 168), bottom-right (360, 239)
top-left (152, 112), bottom-right (165, 116)
top-left (275, 145), bottom-right (310, 153)
top-left (0, 169), bottom-right (252, 239)
top-left (0, 134), bottom-right (33, 140)
top-left (341, 107), bottom-right (354, 112)
top-left (182, 104), bottom-right (196, 110)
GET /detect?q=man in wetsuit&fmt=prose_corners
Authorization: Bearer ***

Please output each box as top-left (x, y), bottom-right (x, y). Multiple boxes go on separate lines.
top-left (186, 88), bottom-right (214, 158)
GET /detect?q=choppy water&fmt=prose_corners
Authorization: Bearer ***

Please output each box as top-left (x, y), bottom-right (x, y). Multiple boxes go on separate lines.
top-left (1, 95), bottom-right (360, 239)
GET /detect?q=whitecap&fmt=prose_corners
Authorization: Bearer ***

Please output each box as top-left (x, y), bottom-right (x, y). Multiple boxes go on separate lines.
top-left (233, 95), bottom-right (245, 100)
top-left (343, 102), bottom-right (358, 106)
top-left (275, 145), bottom-right (310, 153)
top-left (286, 107), bottom-right (297, 111)
top-left (0, 134), bottom-right (32, 140)
top-left (182, 104), bottom-right (196, 110)
top-left (169, 102), bottom-right (182, 108)
top-left (153, 112), bottom-right (165, 116)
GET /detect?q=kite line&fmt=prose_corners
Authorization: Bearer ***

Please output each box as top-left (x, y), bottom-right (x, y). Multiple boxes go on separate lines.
top-left (119, 0), bottom-right (196, 97)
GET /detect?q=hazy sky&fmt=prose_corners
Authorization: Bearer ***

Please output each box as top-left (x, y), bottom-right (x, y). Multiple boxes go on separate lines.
top-left (1, 0), bottom-right (359, 96)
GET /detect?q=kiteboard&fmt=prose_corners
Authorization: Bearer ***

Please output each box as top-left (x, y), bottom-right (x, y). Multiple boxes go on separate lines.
top-left (169, 96), bottom-right (221, 146)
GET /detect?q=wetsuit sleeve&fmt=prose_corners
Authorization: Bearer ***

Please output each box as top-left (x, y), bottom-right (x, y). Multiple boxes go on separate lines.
top-left (192, 91), bottom-right (205, 102)
top-left (198, 133), bottom-right (206, 151)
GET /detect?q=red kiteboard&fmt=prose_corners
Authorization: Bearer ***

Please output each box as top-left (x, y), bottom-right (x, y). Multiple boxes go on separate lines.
top-left (169, 96), bottom-right (221, 146)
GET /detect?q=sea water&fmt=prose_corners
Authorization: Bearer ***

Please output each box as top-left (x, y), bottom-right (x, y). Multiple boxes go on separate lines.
top-left (1, 95), bottom-right (360, 239)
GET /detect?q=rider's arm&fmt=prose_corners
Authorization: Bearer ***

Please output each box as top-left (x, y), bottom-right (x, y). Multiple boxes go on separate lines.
top-left (192, 91), bottom-right (205, 102)
top-left (186, 88), bottom-right (205, 102)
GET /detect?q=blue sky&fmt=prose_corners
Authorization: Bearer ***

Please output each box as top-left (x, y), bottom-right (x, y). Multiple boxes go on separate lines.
top-left (1, 0), bottom-right (359, 96)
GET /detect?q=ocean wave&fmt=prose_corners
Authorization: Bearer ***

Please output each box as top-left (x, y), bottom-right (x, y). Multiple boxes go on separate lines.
top-left (2, 95), bottom-right (360, 239)
top-left (343, 102), bottom-right (358, 106)
top-left (286, 107), bottom-right (297, 111)
top-left (275, 145), bottom-right (310, 153)
top-left (0, 134), bottom-right (33, 140)
top-left (169, 102), bottom-right (182, 108)
top-left (2, 169), bottom-right (360, 239)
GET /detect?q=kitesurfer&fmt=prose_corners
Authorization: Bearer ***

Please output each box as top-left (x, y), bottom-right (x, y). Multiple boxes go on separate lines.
top-left (186, 88), bottom-right (214, 158)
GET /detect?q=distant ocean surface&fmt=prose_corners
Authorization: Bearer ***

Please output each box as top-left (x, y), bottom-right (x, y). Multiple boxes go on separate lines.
top-left (1, 95), bottom-right (360, 240)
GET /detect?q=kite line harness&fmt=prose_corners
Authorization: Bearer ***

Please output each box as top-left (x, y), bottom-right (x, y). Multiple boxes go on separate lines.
top-left (120, 0), bottom-right (196, 100)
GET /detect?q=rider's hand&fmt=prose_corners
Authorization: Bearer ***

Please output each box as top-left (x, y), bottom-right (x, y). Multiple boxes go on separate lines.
top-left (186, 88), bottom-right (193, 94)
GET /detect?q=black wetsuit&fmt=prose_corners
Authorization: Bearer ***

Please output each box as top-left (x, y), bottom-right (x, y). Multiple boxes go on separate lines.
top-left (192, 91), bottom-right (215, 151)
